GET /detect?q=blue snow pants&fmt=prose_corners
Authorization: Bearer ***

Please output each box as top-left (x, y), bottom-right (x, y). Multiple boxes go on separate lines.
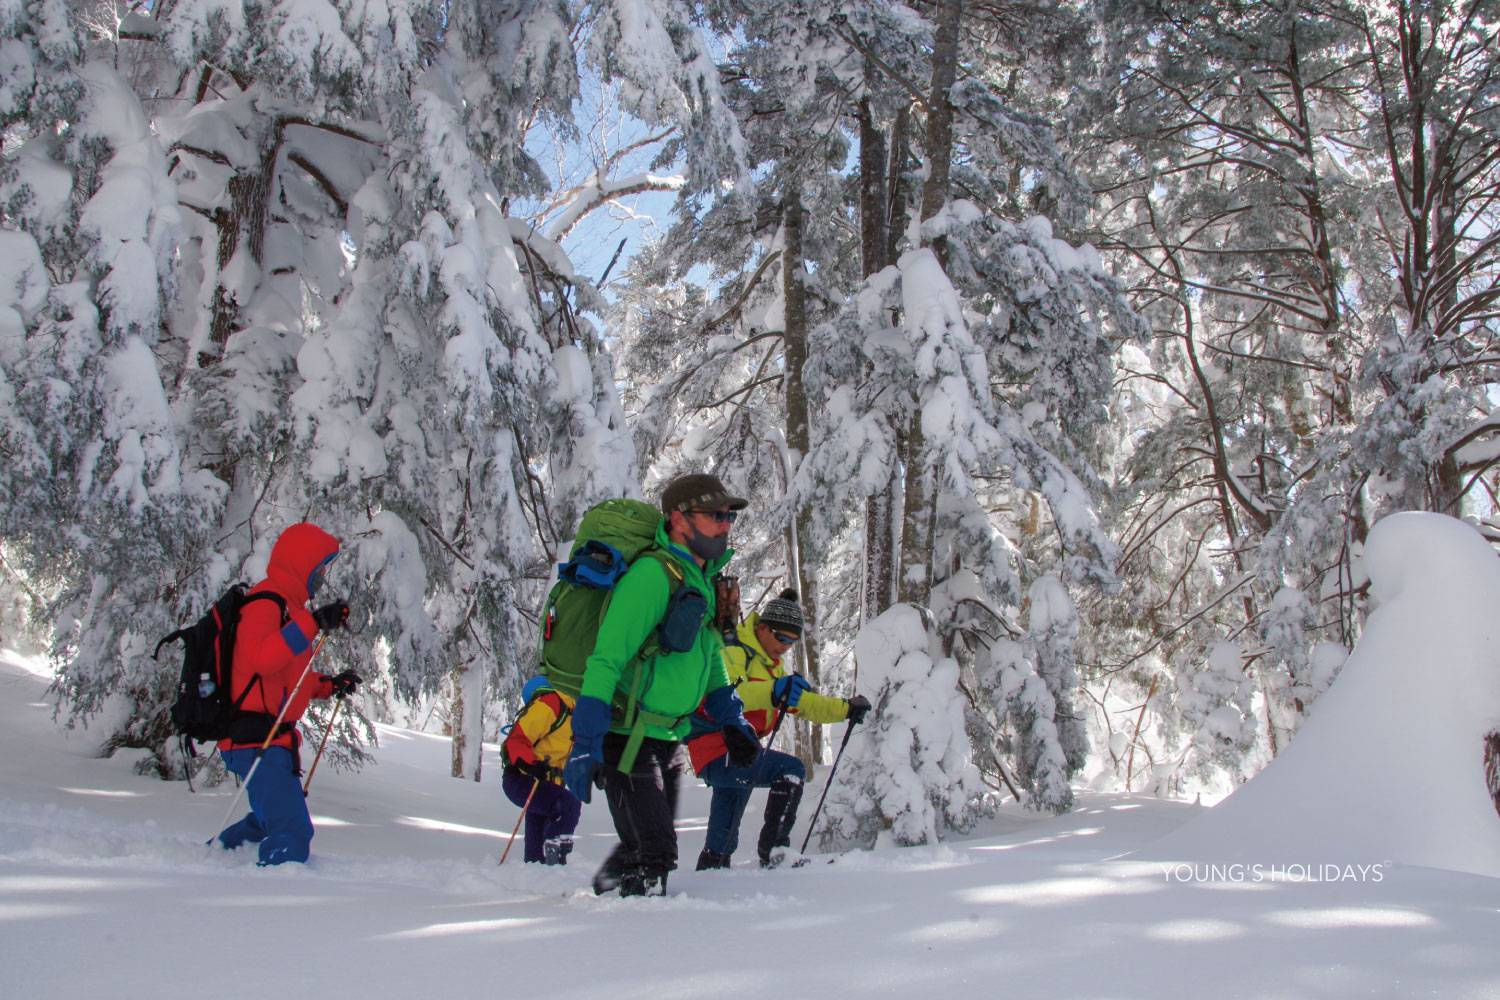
top-left (700, 748), bottom-right (806, 856)
top-left (218, 746), bottom-right (314, 866)
top-left (502, 767), bottom-right (582, 863)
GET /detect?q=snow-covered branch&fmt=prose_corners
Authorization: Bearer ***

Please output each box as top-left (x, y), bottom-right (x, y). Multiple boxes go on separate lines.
top-left (544, 171), bottom-right (685, 241)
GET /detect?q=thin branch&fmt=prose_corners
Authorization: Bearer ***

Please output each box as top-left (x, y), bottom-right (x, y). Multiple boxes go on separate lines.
top-left (418, 516), bottom-right (475, 571)
top-left (285, 152), bottom-right (348, 215)
top-left (706, 251), bottom-right (783, 332)
top-left (828, 20), bottom-right (930, 113)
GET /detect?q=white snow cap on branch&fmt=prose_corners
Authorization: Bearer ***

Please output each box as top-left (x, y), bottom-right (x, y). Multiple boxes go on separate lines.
top-left (544, 172), bottom-right (685, 242)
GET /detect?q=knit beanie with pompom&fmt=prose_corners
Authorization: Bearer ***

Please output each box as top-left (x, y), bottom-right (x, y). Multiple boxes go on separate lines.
top-left (759, 588), bottom-right (804, 635)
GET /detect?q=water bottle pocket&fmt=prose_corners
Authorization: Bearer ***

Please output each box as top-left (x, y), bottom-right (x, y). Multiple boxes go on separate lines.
top-left (658, 589), bottom-right (708, 652)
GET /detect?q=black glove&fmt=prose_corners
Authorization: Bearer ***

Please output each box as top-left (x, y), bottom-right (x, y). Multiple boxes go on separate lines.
top-left (514, 758), bottom-right (552, 783)
top-left (312, 600), bottom-right (350, 632)
top-left (846, 694), bottom-right (872, 725)
top-left (328, 669), bottom-right (362, 698)
top-left (722, 723), bottom-right (761, 768)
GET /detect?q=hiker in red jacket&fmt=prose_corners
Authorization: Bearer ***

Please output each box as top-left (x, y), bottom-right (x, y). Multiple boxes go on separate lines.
top-left (216, 522), bottom-right (361, 865)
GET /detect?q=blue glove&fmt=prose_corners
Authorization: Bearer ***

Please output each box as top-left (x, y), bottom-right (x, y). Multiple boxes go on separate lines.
top-left (771, 673), bottom-right (812, 709)
top-left (702, 684), bottom-right (747, 727)
top-left (563, 695), bottom-right (611, 803)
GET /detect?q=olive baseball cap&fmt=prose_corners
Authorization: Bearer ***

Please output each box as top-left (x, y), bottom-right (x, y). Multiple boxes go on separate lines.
top-left (660, 473), bottom-right (749, 515)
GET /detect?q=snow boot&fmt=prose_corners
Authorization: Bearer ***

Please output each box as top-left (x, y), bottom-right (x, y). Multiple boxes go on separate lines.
top-left (543, 835), bottom-right (573, 866)
top-left (619, 867), bottom-right (669, 897)
top-left (592, 848), bottom-right (627, 895)
top-left (696, 848), bottom-right (732, 871)
top-left (756, 774), bottom-right (804, 867)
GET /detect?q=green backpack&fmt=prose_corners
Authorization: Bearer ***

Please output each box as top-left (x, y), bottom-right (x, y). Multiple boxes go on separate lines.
top-left (537, 498), bottom-right (689, 770)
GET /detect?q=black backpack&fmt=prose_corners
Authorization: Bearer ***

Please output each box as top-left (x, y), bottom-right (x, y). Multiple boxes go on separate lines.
top-left (155, 584), bottom-right (288, 753)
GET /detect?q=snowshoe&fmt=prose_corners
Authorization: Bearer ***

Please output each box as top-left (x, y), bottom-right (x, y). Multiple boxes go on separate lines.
top-left (618, 868), bottom-right (669, 897)
top-left (543, 835), bottom-right (573, 866)
top-left (759, 847), bottom-right (811, 869)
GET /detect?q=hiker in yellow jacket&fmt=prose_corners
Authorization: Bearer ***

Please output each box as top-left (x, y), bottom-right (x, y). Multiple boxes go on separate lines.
top-left (685, 590), bottom-right (871, 869)
top-left (501, 677), bottom-right (581, 864)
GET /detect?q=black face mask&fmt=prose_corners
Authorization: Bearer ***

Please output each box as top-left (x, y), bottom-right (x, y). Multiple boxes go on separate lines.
top-left (686, 523), bottom-right (728, 562)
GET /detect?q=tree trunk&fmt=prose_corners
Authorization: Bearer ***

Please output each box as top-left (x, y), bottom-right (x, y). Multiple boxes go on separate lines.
top-left (897, 426), bottom-right (931, 605)
top-left (449, 653), bottom-right (485, 781)
top-left (1285, 22), bottom-right (1350, 425)
top-left (209, 129), bottom-right (278, 352)
top-left (858, 86), bottom-right (898, 621)
top-left (863, 489), bottom-right (897, 622)
top-left (787, 525), bottom-right (817, 767)
top-left (858, 89), bottom-right (888, 277)
top-left (896, 0), bottom-right (963, 607)
top-left (1485, 731), bottom-right (1500, 820)
top-left (782, 184), bottom-right (825, 765)
top-left (918, 0), bottom-right (963, 261)
top-left (886, 104), bottom-right (912, 264)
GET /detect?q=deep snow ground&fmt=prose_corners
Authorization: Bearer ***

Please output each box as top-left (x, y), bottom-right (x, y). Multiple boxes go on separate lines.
top-left (2, 652), bottom-right (1497, 1000)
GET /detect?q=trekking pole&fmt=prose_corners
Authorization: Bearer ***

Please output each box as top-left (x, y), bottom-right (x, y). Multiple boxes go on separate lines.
top-left (301, 694), bottom-right (344, 794)
top-left (798, 717), bottom-right (857, 855)
top-left (498, 778), bottom-right (540, 866)
top-left (206, 634), bottom-right (327, 847)
top-left (762, 689), bottom-right (792, 753)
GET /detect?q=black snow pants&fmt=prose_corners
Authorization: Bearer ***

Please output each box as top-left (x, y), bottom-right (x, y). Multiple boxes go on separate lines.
top-left (598, 733), bottom-right (686, 881)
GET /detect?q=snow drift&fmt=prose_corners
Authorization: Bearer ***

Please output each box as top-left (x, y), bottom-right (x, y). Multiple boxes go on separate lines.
top-left (1142, 511), bottom-right (1500, 876)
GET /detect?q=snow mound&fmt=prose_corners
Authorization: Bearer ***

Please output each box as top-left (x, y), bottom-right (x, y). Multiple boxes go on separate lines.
top-left (1141, 512), bottom-right (1500, 876)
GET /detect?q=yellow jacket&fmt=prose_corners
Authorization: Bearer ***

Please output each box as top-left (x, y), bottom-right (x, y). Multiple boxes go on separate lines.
top-left (686, 614), bottom-right (849, 773)
top-left (725, 614), bottom-right (850, 729)
top-left (502, 689), bottom-right (576, 783)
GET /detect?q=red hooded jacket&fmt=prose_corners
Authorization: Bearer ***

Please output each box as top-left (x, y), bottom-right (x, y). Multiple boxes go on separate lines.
top-left (217, 522), bottom-right (340, 752)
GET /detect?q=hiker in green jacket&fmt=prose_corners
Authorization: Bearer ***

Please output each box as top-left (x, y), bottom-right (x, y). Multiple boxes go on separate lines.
top-left (563, 473), bottom-right (760, 897)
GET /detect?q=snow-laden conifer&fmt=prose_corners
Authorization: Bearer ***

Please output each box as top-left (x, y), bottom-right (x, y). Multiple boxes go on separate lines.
top-left (819, 604), bottom-right (987, 849)
top-left (1, 1), bottom-right (652, 776)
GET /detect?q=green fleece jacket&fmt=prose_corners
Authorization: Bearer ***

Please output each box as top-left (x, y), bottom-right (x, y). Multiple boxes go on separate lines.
top-left (579, 521), bottom-right (734, 741)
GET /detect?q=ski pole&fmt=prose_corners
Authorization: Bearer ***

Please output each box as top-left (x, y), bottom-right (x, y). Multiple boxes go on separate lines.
top-left (207, 634), bottom-right (327, 847)
top-left (301, 694), bottom-right (344, 794)
top-left (798, 717), bottom-right (857, 855)
top-left (499, 778), bottom-right (540, 866)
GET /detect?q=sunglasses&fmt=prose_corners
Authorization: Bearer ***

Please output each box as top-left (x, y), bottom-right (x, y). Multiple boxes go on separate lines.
top-left (689, 509), bottom-right (739, 524)
top-left (771, 630), bottom-right (800, 645)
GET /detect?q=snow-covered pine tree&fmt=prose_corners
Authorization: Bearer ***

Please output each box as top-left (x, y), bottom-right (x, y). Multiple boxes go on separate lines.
top-left (2, 0), bottom-right (648, 777)
top-left (4, 0), bottom-right (447, 775)
top-left (1079, 0), bottom-right (1498, 787)
top-left (0, 11), bottom-right (235, 770)
top-left (1076, 0), bottom-right (1369, 774)
top-left (795, 0), bottom-right (1135, 812)
top-left (609, 0), bottom-right (916, 765)
top-left (278, 0), bottom-right (658, 780)
top-left (818, 603), bottom-right (985, 849)
top-left (610, 0), bottom-right (1137, 812)
top-left (1178, 639), bottom-right (1261, 781)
